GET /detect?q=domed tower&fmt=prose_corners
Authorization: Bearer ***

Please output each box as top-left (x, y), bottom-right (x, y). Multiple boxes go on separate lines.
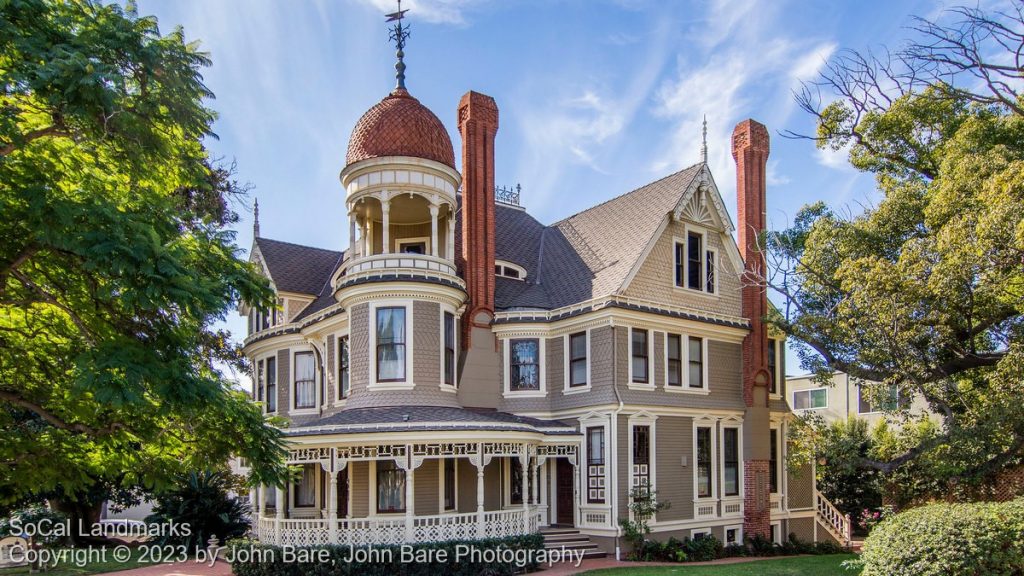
top-left (333, 59), bottom-right (464, 410)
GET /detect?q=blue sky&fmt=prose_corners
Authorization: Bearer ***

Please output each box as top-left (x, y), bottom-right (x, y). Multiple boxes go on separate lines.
top-left (137, 0), bottom-right (956, 377)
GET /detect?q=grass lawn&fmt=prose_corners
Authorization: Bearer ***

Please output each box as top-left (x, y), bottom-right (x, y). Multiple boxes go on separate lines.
top-left (580, 554), bottom-right (861, 576)
top-left (0, 547), bottom-right (149, 576)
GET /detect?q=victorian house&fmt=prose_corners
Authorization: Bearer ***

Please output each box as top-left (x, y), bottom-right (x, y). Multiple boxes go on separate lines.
top-left (240, 22), bottom-right (851, 556)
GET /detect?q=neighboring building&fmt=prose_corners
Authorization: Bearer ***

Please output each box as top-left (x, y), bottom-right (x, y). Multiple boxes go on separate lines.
top-left (787, 372), bottom-right (934, 427)
top-left (238, 15), bottom-right (849, 556)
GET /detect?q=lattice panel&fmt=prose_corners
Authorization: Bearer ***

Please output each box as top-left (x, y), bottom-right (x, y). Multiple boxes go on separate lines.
top-left (588, 464), bottom-right (606, 502)
top-left (288, 447), bottom-right (332, 463)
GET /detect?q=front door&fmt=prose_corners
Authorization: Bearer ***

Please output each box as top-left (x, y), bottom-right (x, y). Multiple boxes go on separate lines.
top-left (336, 471), bottom-right (349, 517)
top-left (556, 458), bottom-right (575, 526)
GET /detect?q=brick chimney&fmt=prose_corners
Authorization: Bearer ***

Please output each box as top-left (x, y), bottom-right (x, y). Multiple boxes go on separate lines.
top-left (457, 91), bottom-right (499, 331)
top-left (732, 119), bottom-right (772, 539)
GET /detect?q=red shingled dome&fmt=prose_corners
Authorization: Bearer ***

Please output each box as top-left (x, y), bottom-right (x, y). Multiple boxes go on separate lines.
top-left (345, 89), bottom-right (455, 169)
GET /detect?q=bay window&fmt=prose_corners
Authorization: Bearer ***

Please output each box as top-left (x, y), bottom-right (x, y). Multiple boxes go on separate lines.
top-left (569, 332), bottom-right (587, 387)
top-left (697, 426), bottom-right (712, 498)
top-left (587, 426), bottom-right (606, 503)
top-left (509, 338), bottom-right (540, 391)
top-left (293, 351), bottom-right (315, 409)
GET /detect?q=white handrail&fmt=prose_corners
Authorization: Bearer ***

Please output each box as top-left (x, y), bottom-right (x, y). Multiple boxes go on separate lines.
top-left (815, 491), bottom-right (852, 545)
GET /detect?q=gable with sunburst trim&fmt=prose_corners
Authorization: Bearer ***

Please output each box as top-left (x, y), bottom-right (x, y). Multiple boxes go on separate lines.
top-left (672, 164), bottom-right (734, 233)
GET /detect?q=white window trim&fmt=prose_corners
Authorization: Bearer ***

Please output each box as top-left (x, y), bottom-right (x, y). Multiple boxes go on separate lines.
top-left (580, 414), bottom-right (610, 508)
top-left (290, 347), bottom-right (319, 415)
top-left (438, 458), bottom-right (458, 513)
top-left (334, 332), bottom-right (350, 407)
top-left (692, 418), bottom-right (718, 504)
top-left (628, 413), bottom-right (658, 521)
top-left (724, 524), bottom-right (744, 546)
top-left (769, 425), bottom-right (783, 495)
top-left (664, 333), bottom-right (711, 395)
top-left (770, 520), bottom-right (783, 545)
top-left (369, 459), bottom-right (408, 517)
top-left (495, 260), bottom-right (527, 281)
top-left (673, 226), bottom-right (721, 299)
top-left (563, 329), bottom-right (592, 394)
top-left (394, 236), bottom-right (430, 254)
top-left (720, 421), bottom-right (744, 501)
top-left (368, 301), bottom-right (415, 390)
top-left (439, 306), bottom-right (458, 392)
top-left (627, 326), bottom-right (655, 389)
top-left (793, 387), bottom-right (829, 411)
top-left (503, 337), bottom-right (547, 397)
top-left (685, 335), bottom-right (711, 392)
top-left (768, 338), bottom-right (783, 399)
top-left (691, 527), bottom-right (713, 539)
top-left (257, 353), bottom-right (279, 413)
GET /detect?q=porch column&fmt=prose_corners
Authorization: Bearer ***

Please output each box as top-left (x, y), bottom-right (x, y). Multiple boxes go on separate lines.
top-left (520, 446), bottom-right (530, 534)
top-left (381, 197), bottom-right (391, 254)
top-left (259, 485), bottom-right (266, 518)
top-left (275, 485), bottom-right (285, 544)
top-left (429, 204), bottom-right (439, 257)
top-left (539, 461), bottom-right (549, 527)
top-left (403, 454), bottom-right (417, 542)
top-left (328, 470), bottom-right (339, 544)
top-left (573, 458), bottom-right (581, 528)
top-left (446, 209), bottom-right (455, 261)
top-left (475, 443), bottom-right (486, 538)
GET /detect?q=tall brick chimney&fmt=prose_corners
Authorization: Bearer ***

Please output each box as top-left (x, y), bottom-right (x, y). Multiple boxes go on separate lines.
top-left (732, 119), bottom-right (772, 539)
top-left (457, 91), bottom-right (499, 330)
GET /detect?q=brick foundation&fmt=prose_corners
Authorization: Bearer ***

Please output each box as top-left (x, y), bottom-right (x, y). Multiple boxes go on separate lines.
top-left (743, 459), bottom-right (771, 538)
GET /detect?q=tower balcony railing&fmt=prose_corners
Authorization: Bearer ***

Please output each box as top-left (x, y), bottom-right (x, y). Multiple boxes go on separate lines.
top-left (335, 252), bottom-right (464, 290)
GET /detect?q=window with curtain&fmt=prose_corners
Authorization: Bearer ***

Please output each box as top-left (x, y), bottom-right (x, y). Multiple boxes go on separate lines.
top-left (697, 426), bottom-right (712, 498)
top-left (569, 332), bottom-right (587, 387)
top-left (667, 333), bottom-right (682, 387)
top-left (444, 312), bottom-right (455, 386)
top-left (688, 336), bottom-right (704, 388)
top-left (687, 232), bottom-right (703, 290)
top-left (376, 307), bottom-right (406, 382)
top-left (294, 464), bottom-right (315, 507)
top-left (338, 336), bottom-right (350, 399)
top-left (266, 357), bottom-right (277, 412)
top-left (265, 484), bottom-right (276, 507)
top-left (631, 329), bottom-right (648, 383)
top-left (587, 427), bottom-right (606, 503)
top-left (509, 339), bottom-right (540, 390)
top-left (723, 427), bottom-right (739, 496)
top-left (294, 352), bottom-right (315, 409)
top-left (376, 460), bottom-right (406, 513)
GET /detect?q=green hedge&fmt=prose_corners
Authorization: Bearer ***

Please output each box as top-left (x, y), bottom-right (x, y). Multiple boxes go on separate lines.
top-left (228, 534), bottom-right (545, 576)
top-left (860, 498), bottom-right (1024, 576)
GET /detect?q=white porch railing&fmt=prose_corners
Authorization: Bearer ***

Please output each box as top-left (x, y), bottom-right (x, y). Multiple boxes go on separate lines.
top-left (256, 509), bottom-right (537, 547)
top-left (815, 491), bottom-right (852, 546)
top-left (337, 253), bottom-right (462, 286)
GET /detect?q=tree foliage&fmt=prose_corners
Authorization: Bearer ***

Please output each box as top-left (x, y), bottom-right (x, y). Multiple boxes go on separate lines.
top-left (770, 5), bottom-right (1024, 485)
top-left (146, 470), bottom-right (250, 550)
top-left (0, 0), bottom-right (287, 507)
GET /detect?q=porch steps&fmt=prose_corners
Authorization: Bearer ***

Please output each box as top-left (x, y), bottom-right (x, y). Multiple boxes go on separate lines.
top-left (540, 527), bottom-right (606, 560)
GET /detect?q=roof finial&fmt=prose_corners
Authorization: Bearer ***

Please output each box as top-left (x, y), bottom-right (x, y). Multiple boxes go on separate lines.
top-left (386, 0), bottom-right (410, 91)
top-left (701, 115), bottom-right (708, 164)
top-left (253, 198), bottom-right (260, 238)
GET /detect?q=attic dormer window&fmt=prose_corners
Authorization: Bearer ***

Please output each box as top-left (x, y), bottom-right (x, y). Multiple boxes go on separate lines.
top-left (674, 231), bottom-right (716, 294)
top-left (495, 260), bottom-right (526, 281)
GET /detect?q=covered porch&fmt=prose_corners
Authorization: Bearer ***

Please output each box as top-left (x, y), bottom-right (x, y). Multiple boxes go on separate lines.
top-left (250, 440), bottom-right (581, 547)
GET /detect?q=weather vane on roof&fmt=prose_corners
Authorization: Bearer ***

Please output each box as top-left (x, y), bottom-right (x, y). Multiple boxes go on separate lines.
top-left (700, 115), bottom-right (708, 164)
top-left (387, 0), bottom-right (410, 90)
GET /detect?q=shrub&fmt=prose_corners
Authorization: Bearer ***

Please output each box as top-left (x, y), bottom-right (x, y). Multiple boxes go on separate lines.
top-left (228, 534), bottom-right (546, 576)
top-left (146, 470), bottom-right (249, 550)
top-left (859, 498), bottom-right (1024, 576)
top-left (681, 535), bottom-right (722, 562)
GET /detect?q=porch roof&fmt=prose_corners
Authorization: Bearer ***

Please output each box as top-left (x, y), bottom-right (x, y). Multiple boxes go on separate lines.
top-left (284, 406), bottom-right (579, 437)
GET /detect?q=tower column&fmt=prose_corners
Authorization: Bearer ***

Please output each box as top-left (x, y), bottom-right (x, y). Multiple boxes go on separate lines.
top-left (446, 208), bottom-right (455, 261)
top-left (348, 213), bottom-right (357, 259)
top-left (381, 195), bottom-right (391, 254)
top-left (429, 204), bottom-right (439, 257)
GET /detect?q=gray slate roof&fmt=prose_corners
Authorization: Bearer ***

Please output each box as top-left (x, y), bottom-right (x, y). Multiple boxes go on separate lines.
top-left (254, 237), bottom-right (343, 296)
top-left (286, 406), bottom-right (578, 436)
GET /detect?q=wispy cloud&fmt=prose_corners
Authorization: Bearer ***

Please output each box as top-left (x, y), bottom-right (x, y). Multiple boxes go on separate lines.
top-left (358, 0), bottom-right (480, 25)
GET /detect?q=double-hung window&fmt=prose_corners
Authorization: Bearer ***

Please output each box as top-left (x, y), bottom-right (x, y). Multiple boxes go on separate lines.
top-left (676, 233), bottom-right (715, 293)
top-left (687, 232), bottom-right (703, 290)
top-left (794, 388), bottom-right (828, 410)
top-left (631, 329), bottom-right (649, 384)
top-left (688, 336), bottom-right (704, 388)
top-left (587, 427), bottom-right (606, 503)
top-left (293, 352), bottom-right (315, 409)
top-left (723, 428), bottom-right (739, 497)
top-left (767, 338), bottom-right (779, 394)
top-left (632, 425), bottom-right (651, 491)
top-left (510, 459), bottom-right (524, 505)
top-left (256, 360), bottom-right (264, 402)
top-left (696, 426), bottom-right (712, 498)
top-left (294, 464), bottom-right (315, 508)
top-left (509, 339), bottom-right (540, 391)
top-left (338, 336), bottom-right (350, 399)
top-left (444, 312), bottom-right (456, 386)
top-left (769, 429), bottom-right (779, 494)
top-left (569, 332), bottom-right (587, 387)
top-left (667, 334), bottom-right (682, 387)
top-left (376, 307), bottom-right (406, 382)
top-left (266, 357), bottom-right (276, 412)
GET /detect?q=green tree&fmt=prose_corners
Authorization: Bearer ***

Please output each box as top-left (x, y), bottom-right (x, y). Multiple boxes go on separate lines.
top-left (812, 417), bottom-right (882, 521)
top-left (770, 5), bottom-right (1024, 487)
top-left (0, 0), bottom-right (287, 520)
top-left (146, 470), bottom-right (250, 550)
